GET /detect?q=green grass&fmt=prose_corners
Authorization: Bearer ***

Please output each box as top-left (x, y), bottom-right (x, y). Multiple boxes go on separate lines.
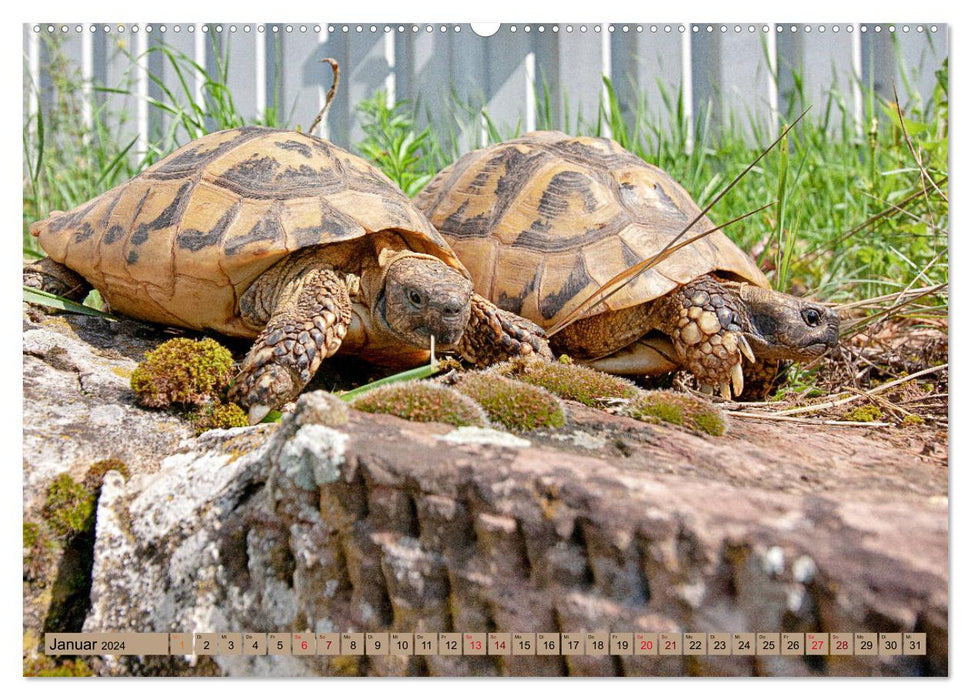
top-left (24, 32), bottom-right (948, 316)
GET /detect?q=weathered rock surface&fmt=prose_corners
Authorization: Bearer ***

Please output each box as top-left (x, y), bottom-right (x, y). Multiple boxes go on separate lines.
top-left (23, 305), bottom-right (948, 677)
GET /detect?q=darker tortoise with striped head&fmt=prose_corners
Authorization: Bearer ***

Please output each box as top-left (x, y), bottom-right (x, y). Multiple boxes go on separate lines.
top-left (415, 130), bottom-right (839, 399)
top-left (25, 126), bottom-right (550, 422)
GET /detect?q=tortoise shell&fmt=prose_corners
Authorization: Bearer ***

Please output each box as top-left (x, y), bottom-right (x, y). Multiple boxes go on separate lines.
top-left (31, 126), bottom-right (464, 337)
top-left (414, 130), bottom-right (769, 329)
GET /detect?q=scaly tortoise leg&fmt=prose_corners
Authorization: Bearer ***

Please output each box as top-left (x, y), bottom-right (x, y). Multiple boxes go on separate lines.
top-left (654, 275), bottom-right (757, 400)
top-left (24, 257), bottom-right (91, 302)
top-left (229, 268), bottom-right (352, 423)
top-left (458, 294), bottom-right (553, 367)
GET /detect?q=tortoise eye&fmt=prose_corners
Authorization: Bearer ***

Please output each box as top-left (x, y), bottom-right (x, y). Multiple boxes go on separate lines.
top-left (802, 308), bottom-right (822, 327)
top-left (407, 289), bottom-right (423, 307)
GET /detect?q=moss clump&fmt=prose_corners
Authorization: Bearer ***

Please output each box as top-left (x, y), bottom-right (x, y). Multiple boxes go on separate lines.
top-left (191, 401), bottom-right (249, 434)
top-left (692, 409), bottom-right (728, 437)
top-left (23, 522), bottom-right (40, 549)
top-left (842, 404), bottom-right (884, 422)
top-left (455, 372), bottom-right (566, 431)
top-left (23, 521), bottom-right (57, 584)
top-left (630, 396), bottom-right (684, 425)
top-left (84, 458), bottom-right (129, 490)
top-left (42, 474), bottom-right (96, 538)
top-left (627, 390), bottom-right (728, 436)
top-left (351, 381), bottom-right (488, 427)
top-left (902, 414), bottom-right (925, 426)
top-left (23, 656), bottom-right (94, 677)
top-left (494, 356), bottom-right (638, 406)
top-left (131, 337), bottom-right (235, 408)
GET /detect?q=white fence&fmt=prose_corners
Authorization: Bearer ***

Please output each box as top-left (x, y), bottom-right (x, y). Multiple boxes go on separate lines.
top-left (23, 22), bottom-right (947, 154)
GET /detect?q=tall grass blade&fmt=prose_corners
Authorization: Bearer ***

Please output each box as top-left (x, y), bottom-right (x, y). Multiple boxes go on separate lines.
top-left (23, 286), bottom-right (117, 320)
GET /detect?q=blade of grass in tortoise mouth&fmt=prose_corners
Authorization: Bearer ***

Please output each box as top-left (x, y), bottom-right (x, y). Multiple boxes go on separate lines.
top-left (546, 107), bottom-right (811, 338)
top-left (336, 359), bottom-right (443, 403)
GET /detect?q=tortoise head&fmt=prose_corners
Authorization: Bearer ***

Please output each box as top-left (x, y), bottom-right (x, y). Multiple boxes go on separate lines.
top-left (738, 285), bottom-right (840, 361)
top-left (379, 255), bottom-right (473, 348)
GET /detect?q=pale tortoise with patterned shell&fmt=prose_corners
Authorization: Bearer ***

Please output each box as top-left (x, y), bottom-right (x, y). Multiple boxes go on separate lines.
top-left (415, 130), bottom-right (839, 399)
top-left (25, 126), bottom-right (550, 422)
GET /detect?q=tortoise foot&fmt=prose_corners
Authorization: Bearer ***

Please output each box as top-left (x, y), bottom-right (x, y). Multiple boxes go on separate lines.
top-left (669, 276), bottom-right (754, 399)
top-left (24, 257), bottom-right (91, 302)
top-left (459, 294), bottom-right (553, 367)
top-left (229, 268), bottom-right (351, 422)
top-left (231, 360), bottom-right (295, 424)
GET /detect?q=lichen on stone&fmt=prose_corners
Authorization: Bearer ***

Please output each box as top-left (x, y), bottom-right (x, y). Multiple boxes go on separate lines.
top-left (130, 337), bottom-right (235, 408)
top-left (626, 390), bottom-right (728, 436)
top-left (292, 391), bottom-right (349, 428)
top-left (454, 371), bottom-right (566, 432)
top-left (493, 355), bottom-right (638, 406)
top-left (350, 381), bottom-right (488, 427)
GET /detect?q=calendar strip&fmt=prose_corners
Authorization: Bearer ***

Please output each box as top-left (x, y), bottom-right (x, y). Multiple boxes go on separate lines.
top-left (45, 632), bottom-right (928, 657)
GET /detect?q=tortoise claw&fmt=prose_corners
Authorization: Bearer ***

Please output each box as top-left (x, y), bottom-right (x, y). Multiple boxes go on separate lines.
top-left (719, 382), bottom-right (732, 400)
top-left (731, 362), bottom-right (745, 397)
top-left (738, 335), bottom-right (756, 364)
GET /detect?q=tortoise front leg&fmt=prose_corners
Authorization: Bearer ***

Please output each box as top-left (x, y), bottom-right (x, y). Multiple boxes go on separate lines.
top-left (651, 275), bottom-right (757, 400)
top-left (230, 268), bottom-right (352, 423)
top-left (24, 257), bottom-right (91, 302)
top-left (458, 294), bottom-right (553, 367)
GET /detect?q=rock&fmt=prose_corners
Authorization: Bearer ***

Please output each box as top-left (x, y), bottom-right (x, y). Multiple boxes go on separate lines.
top-left (22, 304), bottom-right (948, 677)
top-left (23, 307), bottom-right (191, 488)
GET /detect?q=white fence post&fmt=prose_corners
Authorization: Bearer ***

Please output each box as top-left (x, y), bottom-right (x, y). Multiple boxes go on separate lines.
top-left (23, 22), bottom-right (948, 158)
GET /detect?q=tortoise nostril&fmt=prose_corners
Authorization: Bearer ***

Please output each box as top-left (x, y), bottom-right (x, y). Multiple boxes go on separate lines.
top-left (441, 300), bottom-right (464, 317)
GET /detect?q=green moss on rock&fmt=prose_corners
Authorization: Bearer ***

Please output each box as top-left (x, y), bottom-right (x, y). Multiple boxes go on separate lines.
top-left (692, 408), bottom-right (728, 437)
top-left (23, 520), bottom-right (57, 585)
top-left (351, 381), bottom-right (488, 427)
top-left (843, 404), bottom-right (884, 422)
top-left (455, 372), bottom-right (566, 432)
top-left (627, 390), bottom-right (728, 436)
top-left (23, 655), bottom-right (94, 677)
top-left (191, 401), bottom-right (250, 434)
top-left (84, 458), bottom-right (130, 490)
top-left (629, 395), bottom-right (684, 425)
top-left (494, 356), bottom-right (637, 406)
top-left (42, 474), bottom-right (96, 538)
top-left (23, 522), bottom-right (40, 550)
top-left (131, 337), bottom-right (235, 408)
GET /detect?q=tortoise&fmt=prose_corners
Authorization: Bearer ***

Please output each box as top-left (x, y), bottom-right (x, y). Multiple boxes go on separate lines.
top-left (414, 130), bottom-right (839, 399)
top-left (24, 126), bottom-right (550, 422)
